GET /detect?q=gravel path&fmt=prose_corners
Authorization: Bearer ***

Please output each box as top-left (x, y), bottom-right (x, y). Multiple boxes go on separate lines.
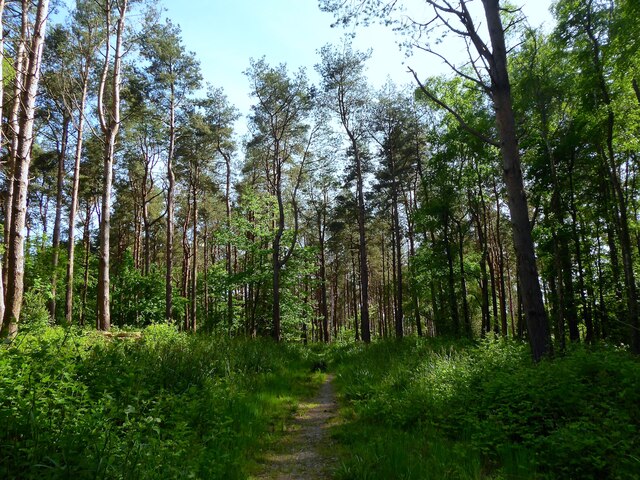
top-left (253, 374), bottom-right (339, 479)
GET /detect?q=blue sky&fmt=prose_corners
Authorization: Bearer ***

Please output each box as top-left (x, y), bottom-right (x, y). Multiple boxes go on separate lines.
top-left (161, 0), bottom-right (408, 116)
top-left (160, 0), bottom-right (554, 121)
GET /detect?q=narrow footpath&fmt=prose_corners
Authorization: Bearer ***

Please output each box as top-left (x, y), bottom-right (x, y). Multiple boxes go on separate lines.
top-left (253, 374), bottom-right (339, 479)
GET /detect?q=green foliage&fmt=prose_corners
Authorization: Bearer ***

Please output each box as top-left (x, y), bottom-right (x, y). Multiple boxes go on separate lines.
top-left (328, 338), bottom-right (640, 479)
top-left (19, 278), bottom-right (53, 333)
top-left (111, 252), bottom-right (167, 327)
top-left (0, 326), bottom-right (320, 479)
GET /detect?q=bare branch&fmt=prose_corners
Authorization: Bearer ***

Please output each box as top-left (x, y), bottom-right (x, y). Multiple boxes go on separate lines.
top-left (414, 41), bottom-right (491, 95)
top-left (408, 66), bottom-right (499, 147)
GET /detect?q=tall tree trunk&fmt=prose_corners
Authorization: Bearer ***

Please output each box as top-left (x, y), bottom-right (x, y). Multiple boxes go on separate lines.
top-left (49, 115), bottom-right (70, 321)
top-left (203, 222), bottom-right (209, 320)
top-left (3, 1), bottom-right (29, 295)
top-left (166, 84), bottom-right (176, 323)
top-left (472, 169), bottom-right (492, 337)
top-left (444, 217), bottom-right (460, 334)
top-left (457, 220), bottom-right (471, 336)
top-left (0, 0), bottom-right (7, 323)
top-left (190, 177), bottom-right (198, 331)
top-left (355, 149), bottom-right (371, 342)
top-left (406, 209), bottom-right (422, 336)
top-left (225, 155), bottom-right (233, 332)
top-left (96, 0), bottom-right (127, 332)
top-left (80, 203), bottom-right (92, 327)
top-left (391, 178), bottom-right (403, 338)
top-left (482, 0), bottom-right (551, 360)
top-left (318, 208), bottom-right (329, 342)
top-left (493, 181), bottom-right (509, 337)
top-left (272, 169), bottom-right (284, 341)
top-left (181, 200), bottom-right (191, 330)
top-left (2, 0), bottom-right (50, 337)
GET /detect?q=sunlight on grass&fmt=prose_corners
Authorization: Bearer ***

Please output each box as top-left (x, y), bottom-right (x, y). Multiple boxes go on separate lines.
top-left (327, 337), bottom-right (640, 480)
top-left (0, 325), bottom-right (320, 479)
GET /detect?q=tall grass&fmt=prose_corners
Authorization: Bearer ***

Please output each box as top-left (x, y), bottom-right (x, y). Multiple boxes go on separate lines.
top-left (328, 338), bottom-right (640, 479)
top-left (0, 325), bottom-right (320, 479)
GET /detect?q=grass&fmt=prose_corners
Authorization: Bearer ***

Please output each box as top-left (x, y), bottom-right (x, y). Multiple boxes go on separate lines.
top-left (2, 328), bottom-right (638, 479)
top-left (326, 337), bottom-right (640, 479)
top-left (0, 324), bottom-right (322, 479)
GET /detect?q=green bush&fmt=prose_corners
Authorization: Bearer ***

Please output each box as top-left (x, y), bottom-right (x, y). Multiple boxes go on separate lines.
top-left (0, 326), bottom-right (320, 479)
top-left (329, 338), bottom-right (640, 479)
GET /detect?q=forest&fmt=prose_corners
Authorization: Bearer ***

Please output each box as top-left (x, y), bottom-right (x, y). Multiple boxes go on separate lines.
top-left (0, 0), bottom-right (639, 478)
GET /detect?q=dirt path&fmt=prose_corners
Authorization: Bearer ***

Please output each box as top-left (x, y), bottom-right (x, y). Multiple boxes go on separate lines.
top-left (253, 374), bottom-right (339, 479)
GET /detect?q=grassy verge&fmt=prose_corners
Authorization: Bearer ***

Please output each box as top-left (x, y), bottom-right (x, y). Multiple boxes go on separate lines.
top-left (0, 325), bottom-right (321, 479)
top-left (327, 338), bottom-right (640, 479)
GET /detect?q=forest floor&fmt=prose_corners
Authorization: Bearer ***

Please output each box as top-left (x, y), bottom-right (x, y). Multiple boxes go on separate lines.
top-left (252, 374), bottom-right (339, 479)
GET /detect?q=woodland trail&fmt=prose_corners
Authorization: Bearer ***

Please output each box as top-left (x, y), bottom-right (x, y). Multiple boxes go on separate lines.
top-left (252, 374), bottom-right (339, 479)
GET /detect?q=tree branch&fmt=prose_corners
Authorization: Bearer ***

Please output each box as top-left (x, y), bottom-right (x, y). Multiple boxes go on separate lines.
top-left (408, 66), bottom-right (499, 147)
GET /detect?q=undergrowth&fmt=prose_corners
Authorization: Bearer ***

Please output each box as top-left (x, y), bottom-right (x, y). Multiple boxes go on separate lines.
top-left (3, 328), bottom-right (638, 479)
top-left (328, 338), bottom-right (640, 480)
top-left (0, 325), bottom-right (321, 479)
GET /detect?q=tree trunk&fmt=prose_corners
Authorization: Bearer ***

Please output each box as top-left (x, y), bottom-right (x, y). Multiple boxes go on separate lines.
top-left (318, 209), bottom-right (330, 342)
top-left (96, 0), bottom-right (127, 332)
top-left (457, 221), bottom-right (471, 336)
top-left (225, 156), bottom-right (233, 332)
top-left (2, 0), bottom-right (50, 338)
top-left (493, 182), bottom-right (509, 337)
top-left (482, 0), bottom-right (550, 360)
top-left (0, 0), bottom-right (7, 323)
top-left (50, 115), bottom-right (70, 321)
top-left (355, 150), bottom-right (371, 342)
top-left (166, 84), bottom-right (176, 323)
top-left (272, 182), bottom-right (284, 341)
top-left (80, 203), bottom-right (92, 327)
top-left (190, 177), bottom-right (198, 331)
top-left (3, 1), bottom-right (29, 295)
top-left (391, 176), bottom-right (403, 338)
top-left (444, 217), bottom-right (459, 334)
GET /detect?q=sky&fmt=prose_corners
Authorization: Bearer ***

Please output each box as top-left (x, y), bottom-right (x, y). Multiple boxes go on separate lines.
top-left (160, 0), bottom-right (556, 124)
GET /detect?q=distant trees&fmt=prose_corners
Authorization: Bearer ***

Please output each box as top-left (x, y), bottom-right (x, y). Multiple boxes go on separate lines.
top-left (317, 44), bottom-right (373, 343)
top-left (246, 59), bottom-right (316, 341)
top-left (139, 16), bottom-right (201, 324)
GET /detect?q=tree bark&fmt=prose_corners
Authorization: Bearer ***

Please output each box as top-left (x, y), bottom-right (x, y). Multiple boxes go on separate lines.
top-left (2, 0), bottom-right (51, 337)
top-left (65, 63), bottom-right (90, 324)
top-left (190, 173), bottom-right (198, 331)
top-left (96, 0), bottom-right (127, 331)
top-left (50, 115), bottom-right (70, 321)
top-left (318, 204), bottom-right (330, 342)
top-left (391, 162), bottom-right (403, 338)
top-left (3, 1), bottom-right (29, 294)
top-left (0, 0), bottom-right (7, 323)
top-left (166, 82), bottom-right (176, 323)
top-left (482, 0), bottom-right (551, 360)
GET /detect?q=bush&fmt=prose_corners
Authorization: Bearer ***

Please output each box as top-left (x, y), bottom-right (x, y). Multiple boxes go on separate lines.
top-left (329, 338), bottom-right (640, 479)
top-left (0, 326), bottom-right (320, 479)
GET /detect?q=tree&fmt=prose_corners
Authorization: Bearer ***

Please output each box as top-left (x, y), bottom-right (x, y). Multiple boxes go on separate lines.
top-left (303, 142), bottom-right (338, 342)
top-left (554, 0), bottom-right (639, 353)
top-left (321, 0), bottom-right (551, 359)
top-left (246, 58), bottom-right (315, 341)
top-left (370, 83), bottom-right (417, 338)
top-left (200, 87), bottom-right (240, 330)
top-left (316, 43), bottom-right (373, 343)
top-left (95, 0), bottom-right (129, 331)
top-left (140, 17), bottom-right (201, 324)
top-left (64, 0), bottom-right (104, 325)
top-left (0, 0), bottom-right (6, 323)
top-left (2, 0), bottom-right (51, 338)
